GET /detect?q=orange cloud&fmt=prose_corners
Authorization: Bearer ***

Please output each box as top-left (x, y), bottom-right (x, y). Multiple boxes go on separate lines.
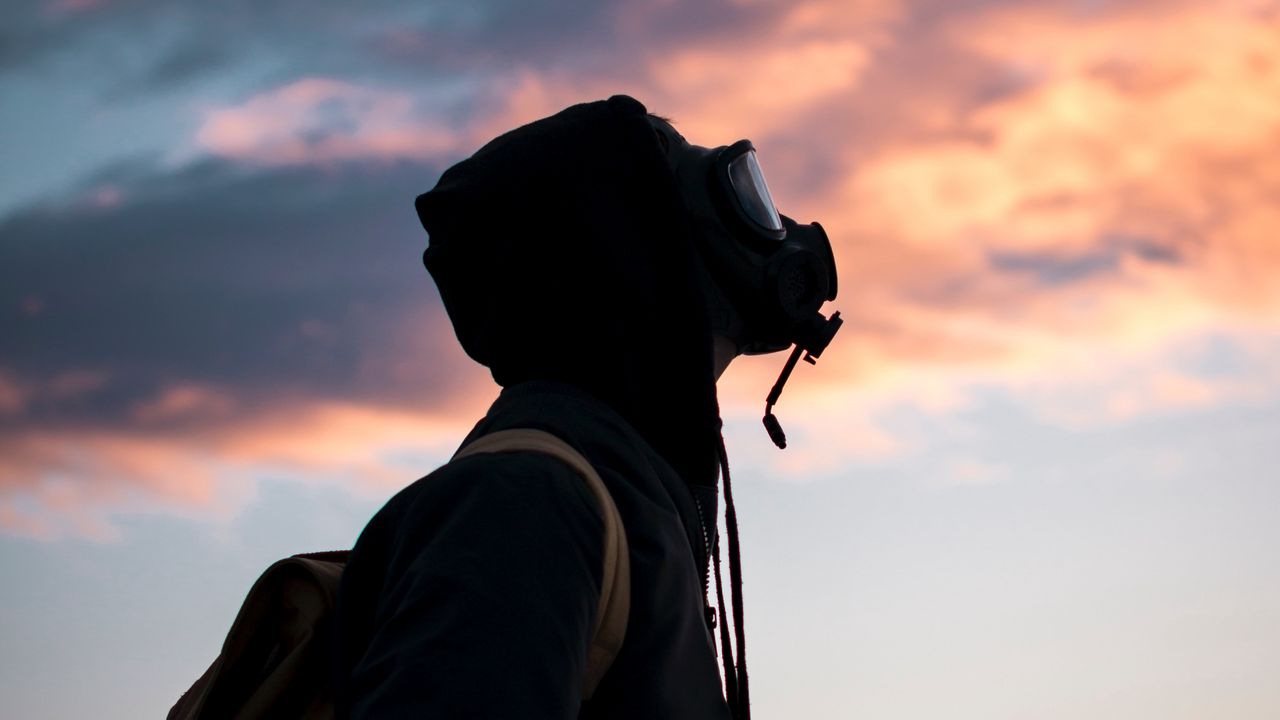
top-left (0, 391), bottom-right (493, 540)
top-left (781, 0), bottom-right (1280, 406)
top-left (458, 0), bottom-right (1280, 429)
top-left (436, 1), bottom-right (899, 153)
top-left (646, 38), bottom-right (874, 141)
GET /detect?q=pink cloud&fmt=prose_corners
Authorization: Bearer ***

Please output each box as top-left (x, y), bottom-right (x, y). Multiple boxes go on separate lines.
top-left (47, 370), bottom-right (110, 399)
top-left (0, 370), bottom-right (27, 416)
top-left (0, 368), bottom-right (110, 414)
top-left (195, 78), bottom-right (459, 165)
top-left (131, 384), bottom-right (235, 424)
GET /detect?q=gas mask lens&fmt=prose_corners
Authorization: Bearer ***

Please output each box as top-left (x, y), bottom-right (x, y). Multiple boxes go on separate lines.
top-left (727, 149), bottom-right (783, 234)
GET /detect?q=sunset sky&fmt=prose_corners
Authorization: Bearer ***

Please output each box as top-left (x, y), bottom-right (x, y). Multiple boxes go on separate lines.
top-left (3, 0), bottom-right (1279, 717)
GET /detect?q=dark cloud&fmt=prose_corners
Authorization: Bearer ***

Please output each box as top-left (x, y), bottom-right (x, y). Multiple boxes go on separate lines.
top-left (2, 0), bottom-right (646, 93)
top-left (0, 28), bottom-right (39, 68)
top-left (0, 0), bottom-right (787, 151)
top-left (986, 235), bottom-right (1182, 287)
top-left (365, 0), bottom-right (761, 74)
top-left (1110, 234), bottom-right (1182, 265)
top-left (987, 248), bottom-right (1119, 286)
top-left (5, 0), bottom-right (746, 436)
top-left (0, 2), bottom-right (445, 96)
top-left (105, 40), bottom-right (228, 99)
top-left (379, 0), bottom-right (622, 64)
top-left (0, 155), bottom-right (479, 432)
top-left (0, 0), bottom-right (144, 72)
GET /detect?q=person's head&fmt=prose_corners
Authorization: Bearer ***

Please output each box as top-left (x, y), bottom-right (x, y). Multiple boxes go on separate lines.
top-left (416, 95), bottom-right (840, 480)
top-left (416, 95), bottom-right (724, 485)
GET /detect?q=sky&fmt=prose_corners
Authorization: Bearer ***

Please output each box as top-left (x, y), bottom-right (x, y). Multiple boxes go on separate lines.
top-left (2, 0), bottom-right (1279, 717)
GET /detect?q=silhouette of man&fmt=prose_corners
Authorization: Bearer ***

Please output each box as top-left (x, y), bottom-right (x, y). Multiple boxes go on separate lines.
top-left (333, 95), bottom-right (840, 719)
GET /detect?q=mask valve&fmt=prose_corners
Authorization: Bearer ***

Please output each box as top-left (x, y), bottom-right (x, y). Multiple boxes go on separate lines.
top-left (762, 311), bottom-right (842, 449)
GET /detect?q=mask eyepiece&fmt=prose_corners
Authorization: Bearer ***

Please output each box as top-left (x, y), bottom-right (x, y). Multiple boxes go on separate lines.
top-left (726, 147), bottom-right (783, 234)
top-left (713, 140), bottom-right (786, 246)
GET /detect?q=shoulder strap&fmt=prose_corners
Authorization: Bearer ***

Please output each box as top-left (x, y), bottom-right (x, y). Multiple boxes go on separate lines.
top-left (452, 428), bottom-right (630, 700)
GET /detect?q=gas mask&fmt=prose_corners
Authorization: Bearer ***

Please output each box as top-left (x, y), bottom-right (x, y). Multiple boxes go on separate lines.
top-left (650, 117), bottom-right (843, 449)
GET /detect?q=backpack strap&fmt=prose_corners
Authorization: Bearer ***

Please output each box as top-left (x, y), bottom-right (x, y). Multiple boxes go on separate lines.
top-left (452, 428), bottom-right (630, 700)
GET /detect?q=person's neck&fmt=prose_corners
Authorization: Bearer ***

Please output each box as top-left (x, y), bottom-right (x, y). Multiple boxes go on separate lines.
top-left (712, 334), bottom-right (738, 381)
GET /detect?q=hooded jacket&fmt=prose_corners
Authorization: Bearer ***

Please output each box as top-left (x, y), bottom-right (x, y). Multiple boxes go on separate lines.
top-left (332, 95), bottom-right (735, 717)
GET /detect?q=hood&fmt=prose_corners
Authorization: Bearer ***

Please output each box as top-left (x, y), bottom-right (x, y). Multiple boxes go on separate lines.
top-left (416, 95), bottom-right (721, 487)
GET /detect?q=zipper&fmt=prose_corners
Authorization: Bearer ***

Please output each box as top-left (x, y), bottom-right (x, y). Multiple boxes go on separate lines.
top-left (692, 495), bottom-right (712, 597)
top-left (692, 494), bottom-right (718, 632)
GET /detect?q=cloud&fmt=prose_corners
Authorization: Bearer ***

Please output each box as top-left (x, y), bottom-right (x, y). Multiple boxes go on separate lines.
top-left (985, 234), bottom-right (1182, 287)
top-left (781, 0), bottom-right (1280, 407)
top-left (488, 0), bottom-right (896, 143)
top-left (195, 79), bottom-right (459, 165)
top-left (0, 156), bottom-right (473, 419)
top-left (366, 0), bottom-right (630, 73)
top-left (646, 38), bottom-right (873, 141)
top-left (130, 383), bottom-right (236, 424)
top-left (185, 2), bottom-right (897, 168)
top-left (0, 393), bottom-right (490, 540)
top-left (0, 370), bottom-right (28, 415)
top-left (45, 0), bottom-right (109, 17)
top-left (839, 0), bottom-right (1280, 254)
top-left (0, 154), bottom-right (500, 536)
top-left (5, 0), bottom-right (1280, 536)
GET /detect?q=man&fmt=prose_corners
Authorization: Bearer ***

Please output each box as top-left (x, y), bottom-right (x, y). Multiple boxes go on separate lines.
top-left (333, 95), bottom-right (840, 719)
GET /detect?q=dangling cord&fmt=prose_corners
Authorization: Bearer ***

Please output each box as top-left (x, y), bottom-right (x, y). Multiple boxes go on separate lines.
top-left (712, 531), bottom-right (739, 715)
top-left (717, 432), bottom-right (751, 718)
top-left (709, 417), bottom-right (739, 716)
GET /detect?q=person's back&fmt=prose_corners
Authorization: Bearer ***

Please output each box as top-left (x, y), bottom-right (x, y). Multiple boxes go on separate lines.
top-left (334, 380), bottom-right (729, 717)
top-left (332, 94), bottom-right (841, 718)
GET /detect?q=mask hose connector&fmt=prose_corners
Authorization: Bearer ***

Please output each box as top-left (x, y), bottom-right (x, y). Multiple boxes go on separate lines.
top-left (762, 311), bottom-right (842, 449)
top-left (762, 344), bottom-right (805, 449)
